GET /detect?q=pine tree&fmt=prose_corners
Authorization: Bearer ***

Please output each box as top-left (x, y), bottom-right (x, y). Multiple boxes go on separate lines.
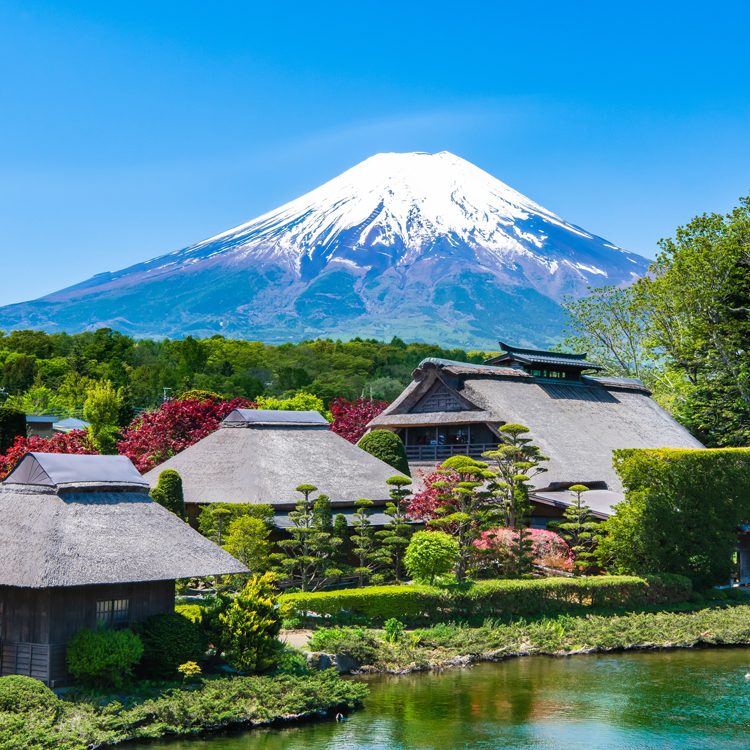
top-left (270, 485), bottom-right (342, 591)
top-left (427, 456), bottom-right (501, 582)
top-left (350, 499), bottom-right (390, 586)
top-left (376, 476), bottom-right (414, 583)
top-left (332, 513), bottom-right (350, 567)
top-left (553, 485), bottom-right (598, 576)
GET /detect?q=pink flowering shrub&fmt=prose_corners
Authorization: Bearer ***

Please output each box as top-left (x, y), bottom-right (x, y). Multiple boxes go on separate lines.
top-left (474, 528), bottom-right (573, 572)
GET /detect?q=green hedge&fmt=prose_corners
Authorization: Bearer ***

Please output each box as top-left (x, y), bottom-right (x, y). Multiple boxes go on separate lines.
top-left (281, 575), bottom-right (691, 622)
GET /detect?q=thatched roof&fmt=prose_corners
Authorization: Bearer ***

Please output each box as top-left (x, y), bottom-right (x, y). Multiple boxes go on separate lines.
top-left (531, 489), bottom-right (623, 519)
top-left (223, 409), bottom-right (329, 427)
top-left (368, 359), bottom-right (703, 493)
top-left (0, 454), bottom-right (247, 588)
top-left (144, 411), bottom-right (399, 507)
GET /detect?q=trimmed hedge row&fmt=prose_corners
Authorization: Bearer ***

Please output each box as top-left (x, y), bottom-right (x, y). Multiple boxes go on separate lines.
top-left (281, 574), bottom-right (691, 622)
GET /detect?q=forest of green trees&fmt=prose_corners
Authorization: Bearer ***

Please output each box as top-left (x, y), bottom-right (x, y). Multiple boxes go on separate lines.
top-left (0, 329), bottom-right (492, 414)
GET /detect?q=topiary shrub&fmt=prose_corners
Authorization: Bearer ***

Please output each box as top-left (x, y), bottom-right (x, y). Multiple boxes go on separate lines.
top-left (405, 531), bottom-right (460, 584)
top-left (135, 612), bottom-right (206, 680)
top-left (150, 469), bottom-right (187, 521)
top-left (0, 407), bottom-right (26, 455)
top-left (0, 675), bottom-right (59, 713)
top-left (66, 627), bottom-right (144, 689)
top-left (357, 430), bottom-right (410, 476)
top-left (220, 572), bottom-right (286, 674)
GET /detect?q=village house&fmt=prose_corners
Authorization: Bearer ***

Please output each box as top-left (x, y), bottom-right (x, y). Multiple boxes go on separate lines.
top-left (0, 452), bottom-right (246, 686)
top-left (366, 342), bottom-right (703, 526)
top-left (144, 409), bottom-right (400, 528)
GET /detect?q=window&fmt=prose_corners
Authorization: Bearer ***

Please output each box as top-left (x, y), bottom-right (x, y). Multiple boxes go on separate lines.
top-left (96, 599), bottom-right (130, 629)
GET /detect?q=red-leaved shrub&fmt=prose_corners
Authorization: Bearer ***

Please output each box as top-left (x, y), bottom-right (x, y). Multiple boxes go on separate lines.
top-left (328, 398), bottom-right (390, 444)
top-left (406, 463), bottom-right (461, 521)
top-left (117, 397), bottom-right (254, 473)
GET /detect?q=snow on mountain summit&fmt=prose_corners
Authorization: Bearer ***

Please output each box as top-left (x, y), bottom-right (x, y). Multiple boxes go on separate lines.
top-left (0, 151), bottom-right (650, 348)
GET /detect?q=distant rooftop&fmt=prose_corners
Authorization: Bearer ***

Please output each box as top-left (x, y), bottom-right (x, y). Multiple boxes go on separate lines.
top-left (485, 341), bottom-right (603, 372)
top-left (221, 409), bottom-right (329, 427)
top-left (3, 453), bottom-right (147, 488)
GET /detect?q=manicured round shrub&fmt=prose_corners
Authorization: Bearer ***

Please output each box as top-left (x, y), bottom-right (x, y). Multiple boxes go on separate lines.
top-left (405, 531), bottom-right (460, 584)
top-left (136, 612), bottom-right (206, 680)
top-left (0, 675), bottom-right (59, 713)
top-left (66, 627), bottom-right (144, 689)
top-left (357, 430), bottom-right (410, 476)
top-left (149, 469), bottom-right (186, 521)
top-left (0, 407), bottom-right (26, 455)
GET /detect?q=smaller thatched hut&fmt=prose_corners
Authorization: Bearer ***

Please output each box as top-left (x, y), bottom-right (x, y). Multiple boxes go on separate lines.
top-left (0, 452), bottom-right (247, 686)
top-left (144, 409), bottom-right (400, 526)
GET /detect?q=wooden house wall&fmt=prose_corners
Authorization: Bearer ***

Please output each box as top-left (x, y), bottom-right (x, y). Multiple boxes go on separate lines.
top-left (0, 579), bottom-right (175, 686)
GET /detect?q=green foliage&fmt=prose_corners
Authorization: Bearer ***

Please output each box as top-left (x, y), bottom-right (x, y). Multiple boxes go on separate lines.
top-left (0, 407), bottom-right (25, 454)
top-left (383, 618), bottom-right (405, 644)
top-left (270, 485), bottom-right (342, 591)
top-left (308, 626), bottom-right (382, 664)
top-left (350, 498), bottom-right (390, 586)
top-left (375, 475), bottom-right (414, 583)
top-left (178, 389), bottom-right (223, 403)
top-left (282, 575), bottom-right (691, 623)
top-left (83, 379), bottom-right (123, 453)
top-left (66, 627), bottom-right (144, 688)
top-left (427, 456), bottom-right (499, 582)
top-left (559, 195), bottom-right (750, 447)
top-left (332, 512), bottom-right (350, 566)
top-left (198, 502), bottom-right (274, 547)
top-left (0, 671), bottom-right (368, 749)
top-left (222, 515), bottom-right (271, 573)
top-left (597, 448), bottom-right (750, 589)
top-left (357, 430), bottom-right (410, 476)
top-left (256, 391), bottom-right (327, 418)
top-left (135, 612), bottom-right (205, 680)
top-left (0, 675), bottom-right (59, 713)
top-left (219, 573), bottom-right (286, 673)
top-left (149, 469), bottom-right (187, 521)
top-left (551, 484), bottom-right (598, 575)
top-left (404, 530), bottom-right (460, 584)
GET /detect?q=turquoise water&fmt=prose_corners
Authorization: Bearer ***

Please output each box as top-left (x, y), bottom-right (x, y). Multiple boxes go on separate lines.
top-left (130, 649), bottom-right (750, 750)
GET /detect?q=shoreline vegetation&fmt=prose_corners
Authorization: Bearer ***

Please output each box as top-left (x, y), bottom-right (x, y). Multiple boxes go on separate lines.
top-left (0, 671), bottom-right (367, 750)
top-left (305, 602), bottom-right (750, 675)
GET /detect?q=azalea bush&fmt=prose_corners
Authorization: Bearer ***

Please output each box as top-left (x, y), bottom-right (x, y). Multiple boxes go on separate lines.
top-left (329, 398), bottom-right (390, 443)
top-left (0, 430), bottom-right (98, 480)
top-left (117, 396), bottom-right (253, 472)
top-left (474, 528), bottom-right (573, 573)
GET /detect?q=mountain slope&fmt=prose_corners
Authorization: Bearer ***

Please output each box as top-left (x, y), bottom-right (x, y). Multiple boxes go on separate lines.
top-left (0, 152), bottom-right (649, 348)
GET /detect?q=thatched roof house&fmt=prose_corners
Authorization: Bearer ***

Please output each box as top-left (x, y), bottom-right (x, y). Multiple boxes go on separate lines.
top-left (367, 342), bottom-right (703, 524)
top-left (0, 452), bottom-right (246, 686)
top-left (144, 409), bottom-right (399, 525)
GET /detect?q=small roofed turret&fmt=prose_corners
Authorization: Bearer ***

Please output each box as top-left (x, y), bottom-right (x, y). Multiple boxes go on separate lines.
top-left (0, 452), bottom-right (247, 686)
top-left (485, 341), bottom-right (602, 381)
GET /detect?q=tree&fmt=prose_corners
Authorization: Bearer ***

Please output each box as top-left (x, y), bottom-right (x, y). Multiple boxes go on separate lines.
top-left (0, 407), bottom-right (25, 455)
top-left (376, 476), bottom-right (414, 582)
top-left (270, 484), bottom-right (342, 592)
top-left (357, 430), bottom-right (410, 475)
top-left (219, 573), bottom-right (286, 674)
top-left (427, 456), bottom-right (500, 582)
top-left (406, 463), bottom-right (461, 521)
top-left (223, 516), bottom-right (271, 574)
top-left (332, 513), bottom-right (350, 567)
top-left (404, 531), bottom-right (459, 584)
top-left (328, 398), bottom-right (391, 443)
top-left (149, 469), bottom-right (187, 521)
top-left (350, 499), bottom-right (390, 586)
top-left (596, 447), bottom-right (750, 589)
top-left (83, 380), bottom-right (123, 454)
top-left (198, 503), bottom-right (274, 547)
top-left (551, 485), bottom-right (598, 575)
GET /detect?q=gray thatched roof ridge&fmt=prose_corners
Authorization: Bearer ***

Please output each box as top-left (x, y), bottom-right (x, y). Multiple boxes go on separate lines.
top-left (144, 422), bottom-right (399, 506)
top-left (0, 484), bottom-right (248, 587)
top-left (369, 359), bottom-right (703, 493)
top-left (4, 453), bottom-right (148, 488)
top-left (531, 489), bottom-right (623, 519)
top-left (222, 409), bottom-right (329, 427)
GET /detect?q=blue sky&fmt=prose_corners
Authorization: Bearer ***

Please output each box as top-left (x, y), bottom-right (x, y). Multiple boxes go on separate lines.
top-left (1, 0), bottom-right (749, 306)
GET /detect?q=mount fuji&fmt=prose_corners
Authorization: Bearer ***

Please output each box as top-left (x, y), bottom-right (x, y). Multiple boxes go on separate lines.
top-left (0, 152), bottom-right (649, 348)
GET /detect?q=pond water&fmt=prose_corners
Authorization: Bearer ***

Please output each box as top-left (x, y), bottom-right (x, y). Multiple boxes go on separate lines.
top-left (131, 649), bottom-right (750, 750)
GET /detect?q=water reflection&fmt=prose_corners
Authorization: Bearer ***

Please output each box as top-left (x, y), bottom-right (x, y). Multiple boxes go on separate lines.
top-left (130, 649), bottom-right (750, 750)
